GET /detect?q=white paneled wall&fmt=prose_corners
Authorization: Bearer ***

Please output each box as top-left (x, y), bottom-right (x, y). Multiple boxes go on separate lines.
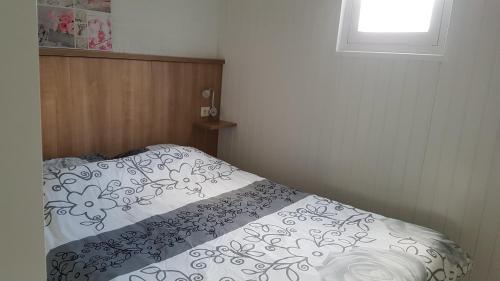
top-left (217, 0), bottom-right (500, 280)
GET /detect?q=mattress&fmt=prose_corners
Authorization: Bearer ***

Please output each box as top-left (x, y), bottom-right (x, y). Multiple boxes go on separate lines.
top-left (43, 145), bottom-right (472, 281)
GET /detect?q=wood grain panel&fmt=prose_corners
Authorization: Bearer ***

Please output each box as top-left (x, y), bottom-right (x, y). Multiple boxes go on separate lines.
top-left (39, 53), bottom-right (223, 160)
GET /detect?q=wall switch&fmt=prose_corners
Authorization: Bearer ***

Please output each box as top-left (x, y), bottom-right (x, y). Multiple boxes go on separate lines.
top-left (201, 107), bottom-right (210, 117)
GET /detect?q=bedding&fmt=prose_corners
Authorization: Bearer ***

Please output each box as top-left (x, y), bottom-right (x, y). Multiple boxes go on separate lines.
top-left (43, 154), bottom-right (106, 174)
top-left (43, 144), bottom-right (472, 281)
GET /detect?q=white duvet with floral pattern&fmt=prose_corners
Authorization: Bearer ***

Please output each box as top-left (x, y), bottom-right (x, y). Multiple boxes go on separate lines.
top-left (43, 145), bottom-right (472, 281)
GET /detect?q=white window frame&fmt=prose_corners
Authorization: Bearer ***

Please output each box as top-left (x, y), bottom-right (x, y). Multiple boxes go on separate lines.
top-left (337, 0), bottom-right (454, 57)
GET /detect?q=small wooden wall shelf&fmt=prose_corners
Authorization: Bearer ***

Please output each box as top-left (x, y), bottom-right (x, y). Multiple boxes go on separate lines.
top-left (194, 120), bottom-right (237, 131)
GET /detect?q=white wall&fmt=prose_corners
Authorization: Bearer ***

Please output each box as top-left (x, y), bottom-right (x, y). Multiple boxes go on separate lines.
top-left (0, 1), bottom-right (45, 280)
top-left (218, 1), bottom-right (500, 280)
top-left (112, 0), bottom-right (223, 58)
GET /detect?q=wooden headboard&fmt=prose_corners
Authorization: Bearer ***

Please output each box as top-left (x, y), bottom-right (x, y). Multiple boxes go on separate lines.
top-left (39, 48), bottom-right (225, 160)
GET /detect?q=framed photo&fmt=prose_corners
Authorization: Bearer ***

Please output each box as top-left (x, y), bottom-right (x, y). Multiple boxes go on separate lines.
top-left (87, 12), bottom-right (112, 50)
top-left (38, 6), bottom-right (75, 48)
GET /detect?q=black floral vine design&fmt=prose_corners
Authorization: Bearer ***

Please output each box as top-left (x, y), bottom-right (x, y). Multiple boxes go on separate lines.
top-left (188, 198), bottom-right (378, 281)
top-left (128, 266), bottom-right (236, 281)
top-left (381, 218), bottom-right (472, 281)
top-left (278, 196), bottom-right (376, 231)
top-left (43, 146), bottom-right (239, 231)
top-left (128, 266), bottom-right (203, 281)
top-left (46, 181), bottom-right (303, 281)
top-left (389, 235), bottom-right (471, 281)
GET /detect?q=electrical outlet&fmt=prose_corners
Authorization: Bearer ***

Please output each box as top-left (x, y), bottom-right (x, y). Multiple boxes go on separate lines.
top-left (200, 107), bottom-right (210, 118)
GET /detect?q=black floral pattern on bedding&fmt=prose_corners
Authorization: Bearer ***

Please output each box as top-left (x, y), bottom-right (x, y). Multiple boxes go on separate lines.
top-left (46, 180), bottom-right (307, 281)
top-left (43, 146), bottom-right (239, 231)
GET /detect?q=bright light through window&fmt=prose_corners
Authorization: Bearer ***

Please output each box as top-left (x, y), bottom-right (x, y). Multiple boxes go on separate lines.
top-left (358, 0), bottom-right (436, 33)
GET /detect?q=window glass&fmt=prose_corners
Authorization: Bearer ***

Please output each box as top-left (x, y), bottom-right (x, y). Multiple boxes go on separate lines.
top-left (358, 0), bottom-right (436, 33)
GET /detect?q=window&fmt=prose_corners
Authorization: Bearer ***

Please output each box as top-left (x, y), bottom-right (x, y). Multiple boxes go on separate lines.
top-left (337, 0), bottom-right (454, 56)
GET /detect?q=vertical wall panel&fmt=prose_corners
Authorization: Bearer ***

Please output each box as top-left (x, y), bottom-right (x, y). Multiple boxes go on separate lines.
top-left (489, 229), bottom-right (500, 280)
top-left (444, 0), bottom-right (500, 242)
top-left (218, 0), bottom-right (500, 280)
top-left (470, 130), bottom-right (500, 281)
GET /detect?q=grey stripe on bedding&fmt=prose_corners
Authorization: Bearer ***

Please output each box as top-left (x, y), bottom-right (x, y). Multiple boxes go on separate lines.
top-left (46, 180), bottom-right (309, 281)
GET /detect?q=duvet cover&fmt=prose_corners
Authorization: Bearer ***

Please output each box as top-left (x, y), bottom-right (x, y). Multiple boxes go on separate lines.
top-left (43, 145), bottom-right (472, 281)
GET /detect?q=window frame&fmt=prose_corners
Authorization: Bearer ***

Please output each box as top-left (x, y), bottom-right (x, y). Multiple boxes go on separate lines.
top-left (337, 0), bottom-right (454, 56)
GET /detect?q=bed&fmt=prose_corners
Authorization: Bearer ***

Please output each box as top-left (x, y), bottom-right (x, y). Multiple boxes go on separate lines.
top-left (43, 144), bottom-right (472, 281)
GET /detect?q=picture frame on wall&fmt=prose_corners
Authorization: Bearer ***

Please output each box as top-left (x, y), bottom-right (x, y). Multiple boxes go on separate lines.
top-left (37, 0), bottom-right (112, 51)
